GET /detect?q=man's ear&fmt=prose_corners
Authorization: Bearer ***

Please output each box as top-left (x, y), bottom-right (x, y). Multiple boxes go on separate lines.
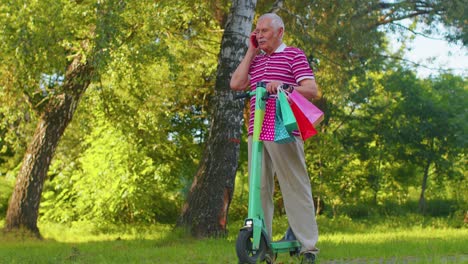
top-left (278, 27), bottom-right (284, 39)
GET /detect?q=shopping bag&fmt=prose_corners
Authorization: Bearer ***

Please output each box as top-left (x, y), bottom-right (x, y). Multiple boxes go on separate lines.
top-left (288, 89), bottom-right (324, 127)
top-left (259, 98), bottom-right (276, 141)
top-left (277, 89), bottom-right (298, 133)
top-left (289, 99), bottom-right (318, 140)
top-left (274, 99), bottom-right (296, 144)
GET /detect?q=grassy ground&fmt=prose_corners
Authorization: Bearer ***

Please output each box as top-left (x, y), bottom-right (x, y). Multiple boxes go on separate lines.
top-left (1, 215), bottom-right (467, 264)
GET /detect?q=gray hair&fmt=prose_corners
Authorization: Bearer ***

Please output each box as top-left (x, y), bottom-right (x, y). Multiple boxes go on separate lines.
top-left (258, 13), bottom-right (285, 32)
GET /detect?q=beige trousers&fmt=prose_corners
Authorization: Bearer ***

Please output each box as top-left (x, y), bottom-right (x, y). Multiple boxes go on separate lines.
top-left (248, 136), bottom-right (319, 254)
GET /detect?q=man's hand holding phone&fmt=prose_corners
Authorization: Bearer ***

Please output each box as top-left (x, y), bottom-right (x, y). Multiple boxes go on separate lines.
top-left (250, 32), bottom-right (259, 49)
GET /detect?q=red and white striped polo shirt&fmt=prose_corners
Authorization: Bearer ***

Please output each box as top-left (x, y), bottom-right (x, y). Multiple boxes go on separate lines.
top-left (248, 43), bottom-right (315, 137)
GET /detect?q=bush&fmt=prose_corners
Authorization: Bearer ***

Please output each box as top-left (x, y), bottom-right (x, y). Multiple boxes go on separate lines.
top-left (336, 201), bottom-right (379, 219)
top-left (424, 199), bottom-right (461, 217)
top-left (0, 177), bottom-right (13, 219)
top-left (40, 122), bottom-right (182, 225)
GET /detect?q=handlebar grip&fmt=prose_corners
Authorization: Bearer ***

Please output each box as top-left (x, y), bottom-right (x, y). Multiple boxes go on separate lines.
top-left (262, 85), bottom-right (291, 100)
top-left (234, 92), bottom-right (250, 100)
top-left (282, 84), bottom-right (292, 90)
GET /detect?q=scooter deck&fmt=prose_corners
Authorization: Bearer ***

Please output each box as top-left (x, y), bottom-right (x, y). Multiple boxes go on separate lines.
top-left (270, 240), bottom-right (301, 253)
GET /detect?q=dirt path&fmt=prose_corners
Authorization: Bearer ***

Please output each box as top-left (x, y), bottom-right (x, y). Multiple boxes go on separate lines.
top-left (321, 254), bottom-right (468, 264)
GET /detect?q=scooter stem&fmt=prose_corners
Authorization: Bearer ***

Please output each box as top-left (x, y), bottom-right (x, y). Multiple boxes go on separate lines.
top-left (247, 84), bottom-right (267, 221)
top-left (246, 84), bottom-right (268, 250)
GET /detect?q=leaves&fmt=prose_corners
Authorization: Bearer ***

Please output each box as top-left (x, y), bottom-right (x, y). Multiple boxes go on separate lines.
top-left (0, 0), bottom-right (466, 225)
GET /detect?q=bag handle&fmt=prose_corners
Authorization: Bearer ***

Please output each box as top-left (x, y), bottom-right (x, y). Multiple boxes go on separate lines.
top-left (278, 84), bottom-right (295, 95)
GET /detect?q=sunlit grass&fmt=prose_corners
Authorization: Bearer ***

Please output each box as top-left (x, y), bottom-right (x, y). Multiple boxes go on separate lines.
top-left (38, 221), bottom-right (173, 243)
top-left (1, 215), bottom-right (467, 263)
top-left (319, 228), bottom-right (467, 254)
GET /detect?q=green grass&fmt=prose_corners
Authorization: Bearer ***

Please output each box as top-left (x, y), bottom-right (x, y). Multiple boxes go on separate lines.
top-left (315, 229), bottom-right (467, 263)
top-left (1, 215), bottom-right (467, 263)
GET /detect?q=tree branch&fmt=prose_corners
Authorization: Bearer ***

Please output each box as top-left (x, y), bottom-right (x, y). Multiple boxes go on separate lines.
top-left (373, 10), bottom-right (431, 27)
top-left (390, 22), bottom-right (446, 40)
top-left (269, 0), bottom-right (284, 13)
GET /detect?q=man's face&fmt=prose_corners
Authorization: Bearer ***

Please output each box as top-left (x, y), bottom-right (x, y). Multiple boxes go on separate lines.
top-left (255, 18), bottom-right (283, 54)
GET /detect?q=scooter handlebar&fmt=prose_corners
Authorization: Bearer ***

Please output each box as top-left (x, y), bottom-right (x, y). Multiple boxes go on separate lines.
top-left (234, 92), bottom-right (251, 100)
top-left (234, 84), bottom-right (292, 100)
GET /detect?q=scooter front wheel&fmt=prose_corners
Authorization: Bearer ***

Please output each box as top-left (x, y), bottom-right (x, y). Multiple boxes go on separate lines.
top-left (235, 229), bottom-right (268, 264)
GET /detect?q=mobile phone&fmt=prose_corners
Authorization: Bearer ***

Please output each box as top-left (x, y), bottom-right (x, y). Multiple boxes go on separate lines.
top-left (250, 34), bottom-right (258, 48)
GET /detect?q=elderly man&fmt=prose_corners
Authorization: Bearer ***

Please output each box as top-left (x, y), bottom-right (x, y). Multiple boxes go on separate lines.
top-left (230, 13), bottom-right (320, 264)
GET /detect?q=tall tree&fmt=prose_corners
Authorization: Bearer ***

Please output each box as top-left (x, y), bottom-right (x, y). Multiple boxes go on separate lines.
top-left (1, 0), bottom-right (141, 236)
top-left (40, 1), bottom-right (224, 225)
top-left (177, 0), bottom-right (258, 237)
top-left (5, 54), bottom-right (93, 236)
top-left (384, 72), bottom-right (467, 212)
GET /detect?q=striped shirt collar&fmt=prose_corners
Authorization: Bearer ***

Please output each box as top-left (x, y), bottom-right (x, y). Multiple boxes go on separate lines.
top-left (275, 43), bottom-right (287, 53)
top-left (262, 43), bottom-right (287, 55)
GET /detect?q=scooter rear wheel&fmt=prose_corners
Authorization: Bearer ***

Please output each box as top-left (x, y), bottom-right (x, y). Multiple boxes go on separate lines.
top-left (235, 229), bottom-right (267, 264)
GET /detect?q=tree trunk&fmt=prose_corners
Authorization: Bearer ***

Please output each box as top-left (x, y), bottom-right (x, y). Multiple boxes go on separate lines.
top-left (177, 0), bottom-right (257, 237)
top-left (418, 158), bottom-right (432, 214)
top-left (4, 56), bottom-right (93, 237)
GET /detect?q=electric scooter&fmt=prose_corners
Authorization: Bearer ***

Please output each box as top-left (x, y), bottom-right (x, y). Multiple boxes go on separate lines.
top-left (234, 82), bottom-right (301, 264)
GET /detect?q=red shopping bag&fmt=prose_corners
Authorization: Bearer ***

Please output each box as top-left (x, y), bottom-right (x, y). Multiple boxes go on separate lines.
top-left (289, 98), bottom-right (318, 140)
top-left (288, 90), bottom-right (324, 127)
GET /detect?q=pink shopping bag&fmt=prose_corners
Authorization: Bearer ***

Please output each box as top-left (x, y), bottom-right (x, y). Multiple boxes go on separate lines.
top-left (288, 89), bottom-right (324, 127)
top-left (259, 98), bottom-right (276, 141)
top-left (289, 99), bottom-right (318, 140)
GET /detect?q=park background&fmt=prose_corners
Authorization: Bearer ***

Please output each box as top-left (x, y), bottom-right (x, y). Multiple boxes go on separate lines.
top-left (0, 0), bottom-right (466, 263)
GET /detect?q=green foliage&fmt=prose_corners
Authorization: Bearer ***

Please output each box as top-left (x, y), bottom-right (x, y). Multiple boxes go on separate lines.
top-left (415, 0), bottom-right (468, 45)
top-left (0, 0), bottom-right (466, 228)
top-left (0, 176), bottom-right (13, 218)
top-left (320, 67), bottom-right (467, 215)
top-left (37, 0), bottom-right (221, 226)
top-left (0, 90), bottom-right (36, 176)
top-left (336, 198), bottom-right (463, 220)
top-left (41, 115), bottom-right (180, 225)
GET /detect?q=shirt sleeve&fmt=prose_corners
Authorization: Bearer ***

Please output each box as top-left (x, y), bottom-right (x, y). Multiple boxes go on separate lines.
top-left (292, 49), bottom-right (315, 83)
